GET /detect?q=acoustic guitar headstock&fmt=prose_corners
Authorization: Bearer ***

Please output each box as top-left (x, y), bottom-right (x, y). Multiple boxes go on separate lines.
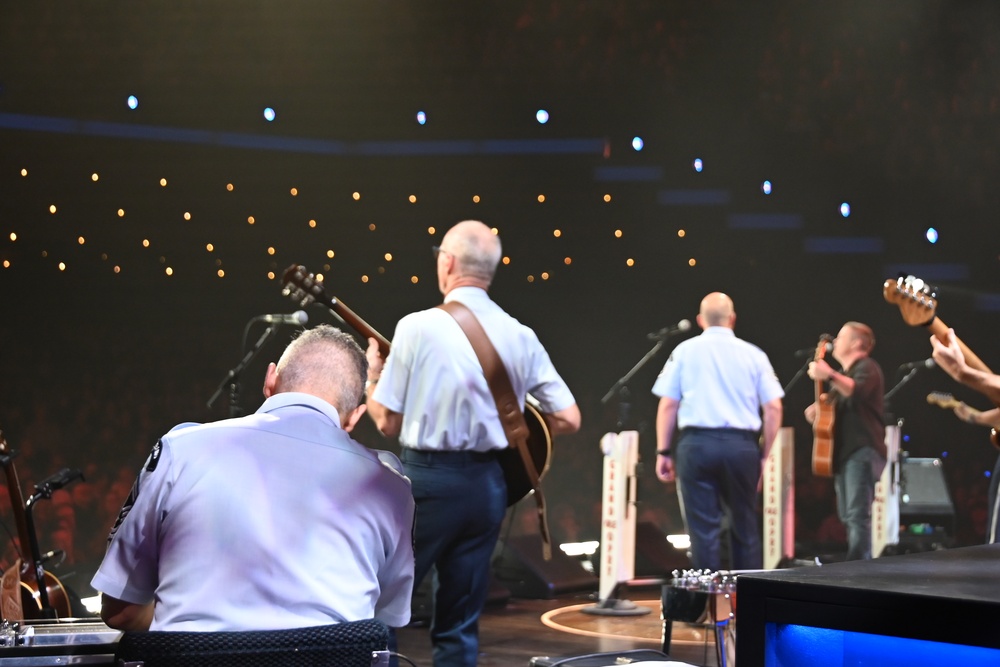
top-left (281, 264), bottom-right (330, 309)
top-left (883, 274), bottom-right (938, 327)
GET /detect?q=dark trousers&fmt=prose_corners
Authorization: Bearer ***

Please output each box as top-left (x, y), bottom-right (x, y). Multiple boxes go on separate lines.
top-left (402, 449), bottom-right (507, 667)
top-left (834, 446), bottom-right (884, 560)
top-left (674, 428), bottom-right (762, 571)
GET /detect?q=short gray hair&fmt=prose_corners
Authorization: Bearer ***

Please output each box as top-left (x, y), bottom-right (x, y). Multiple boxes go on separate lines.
top-left (275, 325), bottom-right (367, 416)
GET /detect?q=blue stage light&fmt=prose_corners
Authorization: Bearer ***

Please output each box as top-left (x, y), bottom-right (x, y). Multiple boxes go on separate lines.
top-left (840, 202), bottom-right (851, 217)
top-left (263, 107), bottom-right (276, 122)
top-left (762, 180), bottom-right (772, 195)
top-left (926, 227), bottom-right (939, 244)
top-left (416, 111), bottom-right (427, 125)
top-left (127, 95), bottom-right (138, 110)
top-left (693, 158), bottom-right (703, 173)
top-left (536, 109), bottom-right (549, 124)
top-left (631, 137), bottom-right (644, 151)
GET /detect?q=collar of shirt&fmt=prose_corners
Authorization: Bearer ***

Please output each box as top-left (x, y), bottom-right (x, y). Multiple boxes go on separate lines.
top-left (256, 392), bottom-right (344, 430)
top-left (444, 285), bottom-right (490, 306)
top-left (701, 326), bottom-right (735, 338)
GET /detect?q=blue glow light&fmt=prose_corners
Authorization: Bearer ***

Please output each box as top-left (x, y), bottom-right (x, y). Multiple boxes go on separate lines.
top-left (263, 107), bottom-right (276, 122)
top-left (693, 158), bottom-right (703, 173)
top-left (762, 180), bottom-right (772, 195)
top-left (127, 95), bottom-right (138, 110)
top-left (840, 202), bottom-right (851, 217)
top-left (416, 111), bottom-right (427, 125)
top-left (926, 227), bottom-right (939, 244)
top-left (536, 109), bottom-right (550, 124)
top-left (632, 136), bottom-right (644, 151)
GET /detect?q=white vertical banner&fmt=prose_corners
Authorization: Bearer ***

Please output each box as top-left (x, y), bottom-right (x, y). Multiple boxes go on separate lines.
top-left (763, 426), bottom-right (795, 570)
top-left (872, 423), bottom-right (901, 557)
top-left (598, 431), bottom-right (639, 602)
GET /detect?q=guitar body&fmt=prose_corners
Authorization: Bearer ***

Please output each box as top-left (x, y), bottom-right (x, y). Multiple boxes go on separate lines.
top-left (0, 432), bottom-right (73, 620)
top-left (811, 338), bottom-right (836, 478)
top-left (497, 402), bottom-right (552, 506)
top-left (20, 570), bottom-right (71, 619)
top-left (281, 264), bottom-right (554, 505)
top-left (811, 396), bottom-right (836, 477)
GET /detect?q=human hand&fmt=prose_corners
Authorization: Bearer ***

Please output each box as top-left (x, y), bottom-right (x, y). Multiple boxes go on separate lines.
top-left (365, 337), bottom-right (384, 379)
top-left (656, 454), bottom-right (675, 483)
top-left (930, 328), bottom-right (966, 383)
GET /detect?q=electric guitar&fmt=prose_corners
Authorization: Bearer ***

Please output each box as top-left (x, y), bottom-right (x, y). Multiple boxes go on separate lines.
top-left (0, 429), bottom-right (71, 619)
top-left (926, 392), bottom-right (1000, 450)
top-left (811, 336), bottom-right (837, 477)
top-left (280, 264), bottom-right (552, 506)
top-left (883, 274), bottom-right (1000, 448)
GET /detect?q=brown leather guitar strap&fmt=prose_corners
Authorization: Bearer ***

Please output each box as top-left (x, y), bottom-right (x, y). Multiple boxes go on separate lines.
top-left (438, 301), bottom-right (552, 560)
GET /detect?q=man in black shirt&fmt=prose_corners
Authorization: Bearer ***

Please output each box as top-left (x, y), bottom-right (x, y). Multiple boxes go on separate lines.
top-left (805, 321), bottom-right (886, 560)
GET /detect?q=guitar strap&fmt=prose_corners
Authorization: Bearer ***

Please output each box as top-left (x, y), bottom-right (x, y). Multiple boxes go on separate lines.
top-left (438, 301), bottom-right (552, 560)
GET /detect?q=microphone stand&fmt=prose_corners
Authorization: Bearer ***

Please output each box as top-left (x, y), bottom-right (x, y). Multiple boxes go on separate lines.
top-left (783, 356), bottom-right (813, 394)
top-left (208, 324), bottom-right (282, 417)
top-left (884, 368), bottom-right (919, 404)
top-left (601, 338), bottom-right (665, 432)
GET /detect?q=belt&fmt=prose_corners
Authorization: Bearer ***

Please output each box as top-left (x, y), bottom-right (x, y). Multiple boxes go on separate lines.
top-left (681, 426), bottom-right (759, 438)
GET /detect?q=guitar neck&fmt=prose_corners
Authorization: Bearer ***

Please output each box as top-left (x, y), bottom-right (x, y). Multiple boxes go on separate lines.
top-left (324, 295), bottom-right (391, 358)
top-left (926, 317), bottom-right (993, 374)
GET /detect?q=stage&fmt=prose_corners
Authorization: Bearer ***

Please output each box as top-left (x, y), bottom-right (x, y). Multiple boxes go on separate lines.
top-left (395, 587), bottom-right (723, 667)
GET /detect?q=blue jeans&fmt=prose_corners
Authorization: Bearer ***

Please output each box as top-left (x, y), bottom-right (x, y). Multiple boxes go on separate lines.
top-left (674, 428), bottom-right (762, 571)
top-left (402, 449), bottom-right (507, 667)
top-left (835, 447), bottom-right (885, 560)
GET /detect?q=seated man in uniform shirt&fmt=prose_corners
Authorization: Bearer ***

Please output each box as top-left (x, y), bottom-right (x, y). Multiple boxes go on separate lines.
top-left (92, 325), bottom-right (415, 632)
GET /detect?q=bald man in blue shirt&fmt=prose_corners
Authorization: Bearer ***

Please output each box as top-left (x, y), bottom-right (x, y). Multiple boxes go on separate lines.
top-left (652, 292), bottom-right (784, 571)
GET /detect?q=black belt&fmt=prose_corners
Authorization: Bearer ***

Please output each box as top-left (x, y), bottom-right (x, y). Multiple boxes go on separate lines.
top-left (682, 426), bottom-right (758, 438)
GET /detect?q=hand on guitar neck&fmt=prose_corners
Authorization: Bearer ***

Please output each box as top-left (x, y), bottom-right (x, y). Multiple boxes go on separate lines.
top-left (884, 275), bottom-right (1000, 448)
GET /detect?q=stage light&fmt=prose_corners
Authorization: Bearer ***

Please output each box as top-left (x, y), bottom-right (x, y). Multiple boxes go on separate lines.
top-left (535, 109), bottom-right (549, 124)
top-left (127, 95), bottom-right (138, 110)
top-left (926, 227), bottom-right (939, 244)
top-left (632, 136), bottom-right (644, 151)
top-left (693, 158), bottom-right (703, 173)
top-left (762, 180), bottom-right (772, 194)
top-left (263, 107), bottom-right (276, 122)
top-left (840, 202), bottom-right (851, 217)
top-left (559, 541), bottom-right (599, 557)
top-left (416, 111), bottom-right (427, 125)
top-left (666, 534), bottom-right (691, 550)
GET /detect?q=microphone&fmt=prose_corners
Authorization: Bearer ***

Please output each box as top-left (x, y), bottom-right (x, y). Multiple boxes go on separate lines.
top-left (256, 310), bottom-right (308, 326)
top-left (795, 342), bottom-right (833, 358)
top-left (899, 358), bottom-right (936, 371)
top-left (647, 319), bottom-right (692, 341)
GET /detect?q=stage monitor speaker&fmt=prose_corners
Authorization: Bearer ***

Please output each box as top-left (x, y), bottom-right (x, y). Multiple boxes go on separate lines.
top-left (634, 521), bottom-right (691, 576)
top-left (899, 457), bottom-right (955, 533)
top-left (492, 534), bottom-right (597, 600)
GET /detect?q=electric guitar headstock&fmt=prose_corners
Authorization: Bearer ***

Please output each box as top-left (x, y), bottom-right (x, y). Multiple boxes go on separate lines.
top-left (926, 392), bottom-right (961, 410)
top-left (280, 264), bottom-right (391, 357)
top-left (883, 274), bottom-right (938, 327)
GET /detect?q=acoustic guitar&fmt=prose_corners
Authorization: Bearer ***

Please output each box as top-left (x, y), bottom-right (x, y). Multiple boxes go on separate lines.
top-left (926, 392), bottom-right (1000, 450)
top-left (280, 264), bottom-right (553, 506)
top-left (883, 274), bottom-right (1000, 448)
top-left (0, 429), bottom-right (71, 619)
top-left (811, 336), bottom-right (837, 477)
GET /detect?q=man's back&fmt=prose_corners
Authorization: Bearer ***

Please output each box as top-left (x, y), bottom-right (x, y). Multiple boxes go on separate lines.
top-left (92, 393), bottom-right (415, 631)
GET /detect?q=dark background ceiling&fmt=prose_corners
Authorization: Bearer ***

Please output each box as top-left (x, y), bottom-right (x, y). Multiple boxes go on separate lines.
top-left (2, 1), bottom-right (1000, 575)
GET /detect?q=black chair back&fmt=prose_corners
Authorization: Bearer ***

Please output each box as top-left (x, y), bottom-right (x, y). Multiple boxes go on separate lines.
top-left (116, 619), bottom-right (390, 667)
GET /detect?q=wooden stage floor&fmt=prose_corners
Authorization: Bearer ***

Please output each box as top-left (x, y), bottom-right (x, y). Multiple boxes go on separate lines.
top-left (395, 588), bottom-right (723, 667)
